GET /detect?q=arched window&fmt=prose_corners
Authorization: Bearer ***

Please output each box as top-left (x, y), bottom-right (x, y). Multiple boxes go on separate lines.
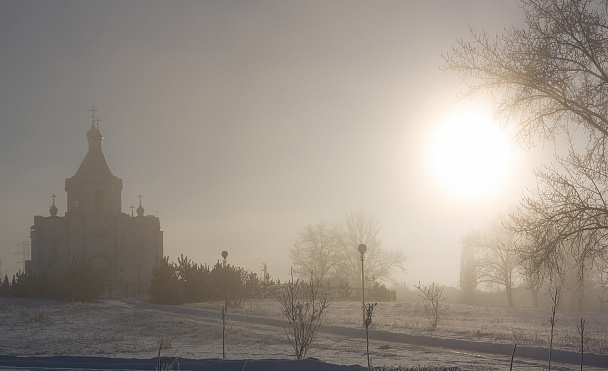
top-left (94, 190), bottom-right (104, 213)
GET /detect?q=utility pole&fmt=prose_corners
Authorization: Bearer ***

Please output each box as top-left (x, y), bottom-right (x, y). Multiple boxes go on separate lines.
top-left (15, 241), bottom-right (30, 272)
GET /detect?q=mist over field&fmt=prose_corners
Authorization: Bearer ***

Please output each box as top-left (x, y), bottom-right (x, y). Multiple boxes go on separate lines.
top-left (0, 0), bottom-right (531, 288)
top-left (4, 1), bottom-right (608, 370)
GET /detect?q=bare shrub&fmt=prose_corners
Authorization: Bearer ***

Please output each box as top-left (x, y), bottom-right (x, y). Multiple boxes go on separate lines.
top-left (548, 286), bottom-right (561, 371)
top-left (364, 303), bottom-right (377, 370)
top-left (277, 272), bottom-right (331, 359)
top-left (414, 282), bottom-right (445, 330)
top-left (155, 337), bottom-right (177, 371)
top-left (577, 318), bottom-right (585, 371)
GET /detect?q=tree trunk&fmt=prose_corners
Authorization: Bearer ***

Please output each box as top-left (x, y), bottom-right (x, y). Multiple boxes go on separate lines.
top-left (505, 284), bottom-right (514, 307)
top-left (531, 287), bottom-right (539, 308)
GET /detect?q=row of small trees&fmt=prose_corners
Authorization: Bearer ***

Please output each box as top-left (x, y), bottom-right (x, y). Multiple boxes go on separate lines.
top-left (0, 259), bottom-right (105, 302)
top-left (147, 255), bottom-right (278, 306)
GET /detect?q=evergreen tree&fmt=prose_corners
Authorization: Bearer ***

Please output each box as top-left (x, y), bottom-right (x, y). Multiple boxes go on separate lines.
top-left (0, 274), bottom-right (9, 297)
top-left (60, 258), bottom-right (105, 302)
top-left (148, 257), bottom-right (182, 304)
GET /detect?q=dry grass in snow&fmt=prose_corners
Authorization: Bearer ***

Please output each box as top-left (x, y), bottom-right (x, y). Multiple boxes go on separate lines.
top-left (2, 297), bottom-right (608, 370)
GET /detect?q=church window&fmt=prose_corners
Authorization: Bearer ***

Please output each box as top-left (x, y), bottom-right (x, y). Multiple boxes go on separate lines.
top-left (94, 190), bottom-right (104, 213)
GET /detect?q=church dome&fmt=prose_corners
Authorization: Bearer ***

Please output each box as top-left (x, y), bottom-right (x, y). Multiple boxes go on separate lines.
top-left (49, 203), bottom-right (58, 217)
top-left (86, 123), bottom-right (103, 142)
top-left (137, 203), bottom-right (144, 217)
top-left (69, 115), bottom-right (116, 183)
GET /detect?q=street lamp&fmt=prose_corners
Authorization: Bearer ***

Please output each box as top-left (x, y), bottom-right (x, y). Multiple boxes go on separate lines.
top-left (358, 243), bottom-right (367, 326)
top-left (221, 250), bottom-right (228, 360)
top-left (222, 251), bottom-right (228, 312)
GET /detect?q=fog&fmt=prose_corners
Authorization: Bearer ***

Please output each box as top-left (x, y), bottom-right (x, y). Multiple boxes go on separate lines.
top-left (0, 1), bottom-right (536, 286)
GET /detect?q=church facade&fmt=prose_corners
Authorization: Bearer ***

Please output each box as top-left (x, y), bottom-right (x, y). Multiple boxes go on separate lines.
top-left (27, 110), bottom-right (163, 293)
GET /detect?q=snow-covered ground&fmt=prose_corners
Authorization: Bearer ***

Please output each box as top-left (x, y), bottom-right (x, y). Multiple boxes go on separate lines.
top-left (1, 297), bottom-right (607, 370)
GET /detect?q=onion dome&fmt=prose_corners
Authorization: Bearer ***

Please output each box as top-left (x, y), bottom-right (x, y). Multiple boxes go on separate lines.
top-left (137, 201), bottom-right (144, 217)
top-left (49, 194), bottom-right (58, 217)
top-left (86, 122), bottom-right (103, 142)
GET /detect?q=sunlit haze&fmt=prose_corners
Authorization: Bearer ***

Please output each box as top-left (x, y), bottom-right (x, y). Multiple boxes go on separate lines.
top-left (0, 1), bottom-right (533, 288)
top-left (427, 106), bottom-right (515, 201)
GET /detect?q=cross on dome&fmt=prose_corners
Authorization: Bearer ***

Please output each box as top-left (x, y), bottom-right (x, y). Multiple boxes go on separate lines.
top-left (49, 194), bottom-right (58, 217)
top-left (88, 106), bottom-right (98, 123)
top-left (136, 195), bottom-right (144, 216)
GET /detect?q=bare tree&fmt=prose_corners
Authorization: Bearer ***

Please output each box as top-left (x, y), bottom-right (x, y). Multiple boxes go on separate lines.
top-left (290, 223), bottom-right (338, 282)
top-left (333, 211), bottom-right (405, 286)
top-left (277, 272), bottom-right (331, 360)
top-left (444, 0), bottom-right (608, 147)
top-left (414, 281), bottom-right (445, 330)
top-left (577, 317), bottom-right (586, 371)
top-left (512, 142), bottom-right (608, 271)
top-left (291, 212), bottom-right (405, 288)
top-left (460, 233), bottom-right (478, 304)
top-left (548, 286), bottom-right (561, 371)
top-left (522, 268), bottom-right (545, 309)
top-left (463, 220), bottom-right (518, 307)
top-left (445, 0), bottom-right (608, 288)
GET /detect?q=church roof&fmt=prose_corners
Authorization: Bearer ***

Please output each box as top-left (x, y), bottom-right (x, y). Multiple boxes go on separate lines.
top-left (71, 123), bottom-right (115, 182)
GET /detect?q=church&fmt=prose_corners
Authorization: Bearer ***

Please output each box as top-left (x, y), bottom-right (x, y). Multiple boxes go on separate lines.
top-left (27, 108), bottom-right (163, 294)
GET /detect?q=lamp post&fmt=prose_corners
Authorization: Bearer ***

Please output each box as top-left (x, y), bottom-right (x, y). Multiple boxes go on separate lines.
top-left (222, 251), bottom-right (228, 311)
top-left (221, 250), bottom-right (228, 360)
top-left (358, 243), bottom-right (367, 326)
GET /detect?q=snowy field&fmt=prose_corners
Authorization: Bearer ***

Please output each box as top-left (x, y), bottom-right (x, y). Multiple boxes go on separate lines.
top-left (1, 297), bottom-right (608, 370)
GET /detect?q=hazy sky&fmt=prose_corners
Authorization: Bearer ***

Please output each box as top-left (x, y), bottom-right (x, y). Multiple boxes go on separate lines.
top-left (0, 1), bottom-right (537, 287)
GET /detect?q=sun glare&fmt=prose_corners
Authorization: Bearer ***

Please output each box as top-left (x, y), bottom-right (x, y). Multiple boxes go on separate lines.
top-left (427, 107), bottom-right (514, 201)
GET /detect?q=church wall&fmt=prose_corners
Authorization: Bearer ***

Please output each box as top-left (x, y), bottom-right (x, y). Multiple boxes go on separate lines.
top-left (30, 216), bottom-right (69, 273)
top-left (67, 214), bottom-right (118, 284)
top-left (114, 213), bottom-right (132, 285)
top-left (122, 216), bottom-right (162, 288)
top-left (67, 181), bottom-right (122, 215)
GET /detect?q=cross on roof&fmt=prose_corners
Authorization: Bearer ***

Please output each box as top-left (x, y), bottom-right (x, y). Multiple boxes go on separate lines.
top-left (51, 194), bottom-right (56, 205)
top-left (88, 106), bottom-right (98, 123)
top-left (130, 205), bottom-right (135, 217)
top-left (138, 194), bottom-right (143, 205)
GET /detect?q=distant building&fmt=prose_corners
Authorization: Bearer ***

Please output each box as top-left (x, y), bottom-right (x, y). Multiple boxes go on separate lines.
top-left (27, 109), bottom-right (163, 291)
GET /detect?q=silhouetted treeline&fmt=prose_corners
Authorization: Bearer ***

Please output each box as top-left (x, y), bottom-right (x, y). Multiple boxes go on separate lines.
top-left (147, 255), bottom-right (280, 306)
top-left (0, 259), bottom-right (105, 302)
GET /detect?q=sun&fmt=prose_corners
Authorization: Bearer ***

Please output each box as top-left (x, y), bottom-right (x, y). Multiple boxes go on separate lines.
top-left (427, 107), bottom-right (514, 201)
